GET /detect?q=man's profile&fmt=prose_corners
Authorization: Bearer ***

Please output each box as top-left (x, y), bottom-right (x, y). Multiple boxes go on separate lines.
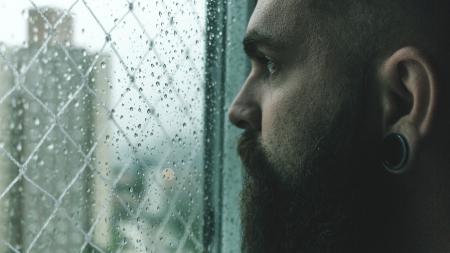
top-left (228, 0), bottom-right (450, 252)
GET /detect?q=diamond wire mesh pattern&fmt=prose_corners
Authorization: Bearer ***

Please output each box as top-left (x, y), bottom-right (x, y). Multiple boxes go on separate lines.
top-left (0, 0), bottom-right (206, 252)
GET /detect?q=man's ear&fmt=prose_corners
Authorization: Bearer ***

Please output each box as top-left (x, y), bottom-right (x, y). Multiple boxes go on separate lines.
top-left (378, 47), bottom-right (438, 173)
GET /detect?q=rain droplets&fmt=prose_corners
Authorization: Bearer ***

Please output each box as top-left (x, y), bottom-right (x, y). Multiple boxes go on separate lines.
top-left (0, 1), bottom-right (207, 252)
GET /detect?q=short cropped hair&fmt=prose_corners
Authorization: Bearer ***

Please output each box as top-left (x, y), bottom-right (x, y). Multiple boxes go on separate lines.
top-left (305, 1), bottom-right (450, 63)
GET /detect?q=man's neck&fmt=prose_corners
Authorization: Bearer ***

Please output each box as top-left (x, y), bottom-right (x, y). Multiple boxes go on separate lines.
top-left (360, 164), bottom-right (450, 253)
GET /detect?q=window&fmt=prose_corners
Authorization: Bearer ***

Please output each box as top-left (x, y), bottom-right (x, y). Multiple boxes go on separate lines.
top-left (0, 0), bottom-right (253, 252)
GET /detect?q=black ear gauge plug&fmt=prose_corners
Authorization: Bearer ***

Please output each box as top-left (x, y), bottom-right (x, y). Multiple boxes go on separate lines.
top-left (382, 133), bottom-right (409, 174)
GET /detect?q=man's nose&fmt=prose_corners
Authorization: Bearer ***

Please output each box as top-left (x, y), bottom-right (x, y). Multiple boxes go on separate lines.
top-left (228, 89), bottom-right (262, 131)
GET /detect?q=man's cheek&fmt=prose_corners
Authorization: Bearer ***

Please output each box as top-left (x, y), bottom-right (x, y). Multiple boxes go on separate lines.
top-left (260, 97), bottom-right (282, 141)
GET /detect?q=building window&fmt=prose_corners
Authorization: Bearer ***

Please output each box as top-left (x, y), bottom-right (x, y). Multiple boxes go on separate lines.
top-left (0, 0), bottom-right (252, 252)
top-left (1, 1), bottom-right (204, 252)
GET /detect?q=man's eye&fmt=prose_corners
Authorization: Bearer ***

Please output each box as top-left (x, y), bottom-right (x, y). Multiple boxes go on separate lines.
top-left (249, 55), bottom-right (279, 78)
top-left (263, 56), bottom-right (278, 76)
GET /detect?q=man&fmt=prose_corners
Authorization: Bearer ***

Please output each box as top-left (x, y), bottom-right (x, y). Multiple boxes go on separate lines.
top-left (228, 0), bottom-right (450, 252)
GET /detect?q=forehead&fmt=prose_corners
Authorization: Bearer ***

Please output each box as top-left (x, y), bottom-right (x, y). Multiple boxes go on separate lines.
top-left (247, 0), bottom-right (307, 44)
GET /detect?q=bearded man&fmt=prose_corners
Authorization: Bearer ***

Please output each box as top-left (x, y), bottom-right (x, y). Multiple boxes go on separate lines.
top-left (228, 0), bottom-right (450, 252)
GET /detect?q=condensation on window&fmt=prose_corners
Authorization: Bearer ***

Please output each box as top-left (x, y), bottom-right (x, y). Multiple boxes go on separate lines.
top-left (0, 0), bottom-right (206, 252)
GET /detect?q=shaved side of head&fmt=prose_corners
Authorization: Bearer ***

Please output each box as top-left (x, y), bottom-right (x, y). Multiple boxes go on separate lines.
top-left (303, 1), bottom-right (450, 64)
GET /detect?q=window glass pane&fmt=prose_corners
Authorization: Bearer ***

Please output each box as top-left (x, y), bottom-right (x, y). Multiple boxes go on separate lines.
top-left (0, 0), bottom-right (206, 252)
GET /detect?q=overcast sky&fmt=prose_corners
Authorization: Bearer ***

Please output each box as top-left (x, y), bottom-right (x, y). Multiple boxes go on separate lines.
top-left (0, 0), bottom-right (206, 164)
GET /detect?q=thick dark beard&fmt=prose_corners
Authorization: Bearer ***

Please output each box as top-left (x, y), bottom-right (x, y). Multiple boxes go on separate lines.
top-left (239, 130), bottom-right (347, 253)
top-left (238, 129), bottom-right (387, 253)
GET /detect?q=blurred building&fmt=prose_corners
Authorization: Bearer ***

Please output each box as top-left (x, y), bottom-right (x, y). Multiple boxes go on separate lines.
top-left (0, 5), bottom-right (206, 253)
top-left (0, 7), bottom-right (111, 253)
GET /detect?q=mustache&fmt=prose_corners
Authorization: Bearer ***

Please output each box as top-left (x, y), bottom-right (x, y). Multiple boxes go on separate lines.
top-left (238, 131), bottom-right (259, 157)
top-left (238, 130), bottom-right (270, 179)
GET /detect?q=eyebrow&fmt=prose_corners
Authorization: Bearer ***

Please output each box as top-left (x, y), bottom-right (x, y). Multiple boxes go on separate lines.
top-left (242, 30), bottom-right (286, 57)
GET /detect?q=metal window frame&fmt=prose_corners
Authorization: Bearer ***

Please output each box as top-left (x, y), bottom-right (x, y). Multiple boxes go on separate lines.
top-left (204, 0), bottom-right (255, 252)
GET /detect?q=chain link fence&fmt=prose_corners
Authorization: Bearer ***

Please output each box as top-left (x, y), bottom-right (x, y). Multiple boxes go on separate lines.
top-left (0, 0), bottom-right (206, 252)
